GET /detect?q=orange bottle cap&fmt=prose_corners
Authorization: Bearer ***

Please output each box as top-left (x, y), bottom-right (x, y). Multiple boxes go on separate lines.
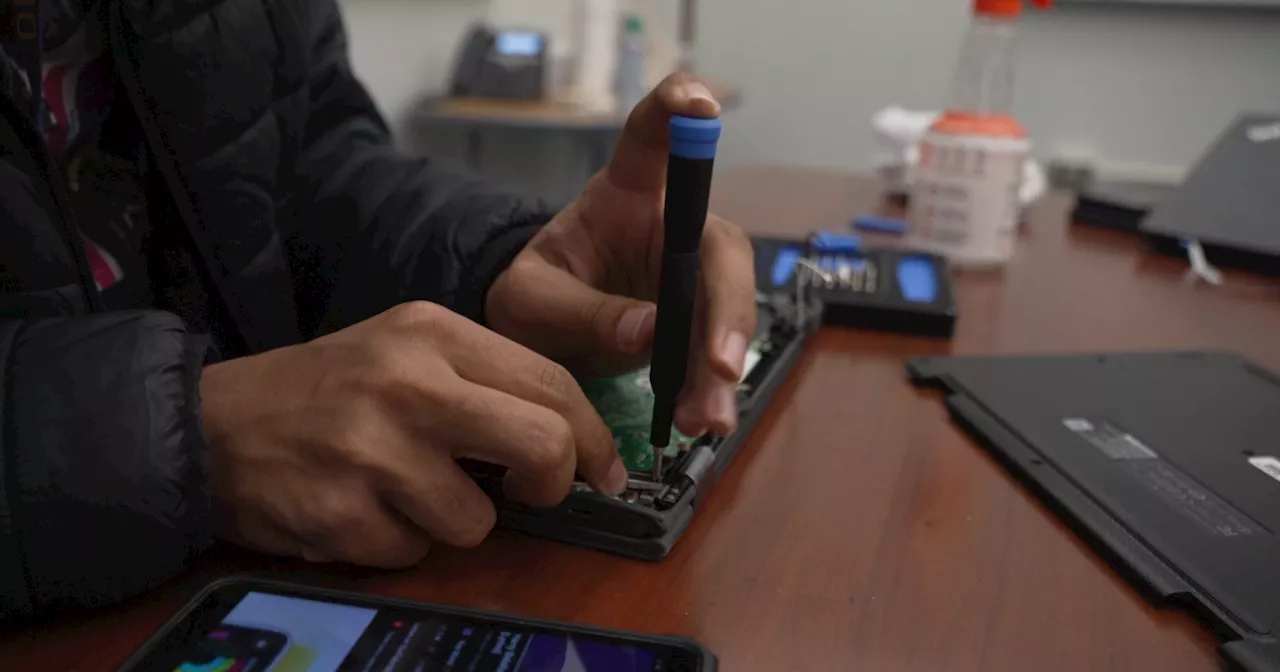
top-left (975, 0), bottom-right (1051, 16)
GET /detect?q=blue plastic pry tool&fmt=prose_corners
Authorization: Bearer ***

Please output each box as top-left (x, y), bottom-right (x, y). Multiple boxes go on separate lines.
top-left (853, 215), bottom-right (908, 235)
top-left (771, 246), bottom-right (802, 286)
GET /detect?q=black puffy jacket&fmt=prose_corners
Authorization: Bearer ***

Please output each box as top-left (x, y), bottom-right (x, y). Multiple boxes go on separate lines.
top-left (0, 0), bottom-right (547, 621)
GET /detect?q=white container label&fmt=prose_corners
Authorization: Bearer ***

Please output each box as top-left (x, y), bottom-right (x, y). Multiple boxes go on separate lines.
top-left (908, 133), bottom-right (1028, 266)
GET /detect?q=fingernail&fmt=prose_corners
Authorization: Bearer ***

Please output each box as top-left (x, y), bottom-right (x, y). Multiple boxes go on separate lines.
top-left (710, 383), bottom-right (738, 433)
top-left (606, 458), bottom-right (629, 495)
top-left (674, 404), bottom-right (708, 437)
top-left (720, 331), bottom-right (749, 380)
top-left (616, 306), bottom-right (654, 350)
top-left (677, 81), bottom-right (718, 109)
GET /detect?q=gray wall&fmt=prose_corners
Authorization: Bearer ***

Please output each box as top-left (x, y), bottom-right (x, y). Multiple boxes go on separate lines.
top-left (337, 0), bottom-right (1280, 192)
top-left (1017, 5), bottom-right (1280, 179)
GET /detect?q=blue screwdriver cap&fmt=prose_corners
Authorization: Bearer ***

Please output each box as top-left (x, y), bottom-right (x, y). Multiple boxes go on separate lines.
top-left (669, 116), bottom-right (721, 160)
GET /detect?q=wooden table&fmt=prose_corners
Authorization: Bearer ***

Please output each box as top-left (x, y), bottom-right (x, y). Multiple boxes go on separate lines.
top-left (6, 166), bottom-right (1278, 671)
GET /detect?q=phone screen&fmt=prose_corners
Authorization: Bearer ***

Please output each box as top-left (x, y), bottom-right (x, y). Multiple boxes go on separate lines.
top-left (139, 585), bottom-right (700, 672)
top-left (494, 31), bottom-right (543, 58)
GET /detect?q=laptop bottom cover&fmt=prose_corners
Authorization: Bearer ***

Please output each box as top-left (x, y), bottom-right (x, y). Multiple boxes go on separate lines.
top-left (909, 352), bottom-right (1280, 672)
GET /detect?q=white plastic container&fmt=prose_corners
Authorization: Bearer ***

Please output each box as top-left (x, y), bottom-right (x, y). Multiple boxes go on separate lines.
top-left (615, 14), bottom-right (647, 115)
top-left (907, 0), bottom-right (1048, 267)
top-left (573, 0), bottom-right (620, 113)
top-left (911, 130), bottom-right (1029, 266)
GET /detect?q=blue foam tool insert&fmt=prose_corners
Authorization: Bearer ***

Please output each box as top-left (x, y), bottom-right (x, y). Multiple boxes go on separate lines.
top-left (771, 247), bottom-right (870, 287)
top-left (812, 232), bottom-right (861, 254)
top-left (896, 256), bottom-right (939, 303)
top-left (853, 215), bottom-right (908, 235)
top-left (771, 246), bottom-right (801, 286)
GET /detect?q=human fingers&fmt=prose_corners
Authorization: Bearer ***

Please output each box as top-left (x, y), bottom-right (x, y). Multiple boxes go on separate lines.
top-left (297, 490), bottom-right (435, 568)
top-left (606, 72), bottom-right (721, 193)
top-left (489, 257), bottom-right (656, 375)
top-left (426, 380), bottom-right (583, 508)
top-left (698, 214), bottom-right (757, 381)
top-left (432, 312), bottom-right (627, 496)
top-left (672, 216), bottom-right (755, 436)
top-left (378, 436), bottom-right (502, 548)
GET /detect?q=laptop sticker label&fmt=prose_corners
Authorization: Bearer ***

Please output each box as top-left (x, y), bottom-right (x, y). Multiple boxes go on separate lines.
top-left (1248, 455), bottom-right (1280, 484)
top-left (1064, 418), bottom-right (1260, 537)
top-left (1123, 460), bottom-right (1258, 538)
top-left (1062, 418), bottom-right (1157, 460)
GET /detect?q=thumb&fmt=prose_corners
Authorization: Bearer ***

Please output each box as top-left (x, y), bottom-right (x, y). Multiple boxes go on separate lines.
top-left (606, 73), bottom-right (721, 193)
top-left (590, 293), bottom-right (657, 357)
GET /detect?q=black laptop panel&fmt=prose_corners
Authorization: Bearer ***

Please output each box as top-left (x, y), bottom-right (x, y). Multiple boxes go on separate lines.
top-left (910, 352), bottom-right (1280, 672)
top-left (1141, 114), bottom-right (1280, 273)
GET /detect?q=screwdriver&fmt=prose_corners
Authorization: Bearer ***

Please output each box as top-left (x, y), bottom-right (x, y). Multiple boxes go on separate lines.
top-left (648, 115), bottom-right (722, 480)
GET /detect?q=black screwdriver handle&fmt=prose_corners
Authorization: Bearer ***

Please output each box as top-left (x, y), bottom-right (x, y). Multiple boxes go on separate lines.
top-left (649, 117), bottom-right (720, 448)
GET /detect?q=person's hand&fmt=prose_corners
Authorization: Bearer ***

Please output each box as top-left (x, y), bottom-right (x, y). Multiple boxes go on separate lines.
top-left (486, 73), bottom-right (756, 438)
top-left (200, 302), bottom-right (627, 567)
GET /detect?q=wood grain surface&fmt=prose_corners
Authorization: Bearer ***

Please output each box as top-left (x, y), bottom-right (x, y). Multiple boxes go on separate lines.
top-left (5, 166), bottom-right (1275, 671)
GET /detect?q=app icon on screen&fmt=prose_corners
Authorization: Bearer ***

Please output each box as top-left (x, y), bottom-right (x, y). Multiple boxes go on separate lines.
top-left (174, 658), bottom-right (239, 672)
top-left (220, 592), bottom-right (377, 671)
top-left (174, 625), bottom-right (288, 672)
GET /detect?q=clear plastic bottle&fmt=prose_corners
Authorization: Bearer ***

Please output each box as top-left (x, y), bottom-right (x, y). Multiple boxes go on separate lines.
top-left (616, 14), bottom-right (648, 115)
top-left (907, 0), bottom-right (1050, 267)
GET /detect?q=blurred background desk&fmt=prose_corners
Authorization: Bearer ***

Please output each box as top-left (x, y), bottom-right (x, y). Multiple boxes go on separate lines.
top-left (409, 85), bottom-right (741, 196)
top-left (7, 167), bottom-right (1278, 672)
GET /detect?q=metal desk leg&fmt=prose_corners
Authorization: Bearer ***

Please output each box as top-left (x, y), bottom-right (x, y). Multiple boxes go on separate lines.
top-left (467, 127), bottom-right (483, 172)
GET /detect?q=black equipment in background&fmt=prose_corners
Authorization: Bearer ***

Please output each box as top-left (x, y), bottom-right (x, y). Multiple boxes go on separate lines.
top-left (449, 24), bottom-right (548, 101)
top-left (1140, 113), bottom-right (1280, 275)
top-left (1071, 181), bottom-right (1174, 234)
top-left (752, 235), bottom-right (957, 339)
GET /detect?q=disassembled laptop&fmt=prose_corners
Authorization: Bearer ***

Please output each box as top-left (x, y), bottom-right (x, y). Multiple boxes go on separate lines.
top-left (467, 291), bottom-right (818, 560)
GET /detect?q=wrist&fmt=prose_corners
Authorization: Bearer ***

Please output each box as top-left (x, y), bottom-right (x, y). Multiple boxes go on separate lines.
top-left (198, 361), bottom-right (234, 454)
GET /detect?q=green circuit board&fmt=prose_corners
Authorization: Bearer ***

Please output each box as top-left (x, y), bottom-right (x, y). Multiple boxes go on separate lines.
top-left (581, 369), bottom-right (689, 474)
top-left (583, 339), bottom-right (767, 474)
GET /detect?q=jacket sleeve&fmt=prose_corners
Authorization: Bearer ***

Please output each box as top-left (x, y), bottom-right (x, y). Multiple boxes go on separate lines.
top-left (0, 312), bottom-right (214, 622)
top-left (286, 0), bottom-right (551, 339)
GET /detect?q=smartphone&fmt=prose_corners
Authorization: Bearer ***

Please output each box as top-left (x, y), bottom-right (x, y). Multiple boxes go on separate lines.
top-left (117, 577), bottom-right (715, 672)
